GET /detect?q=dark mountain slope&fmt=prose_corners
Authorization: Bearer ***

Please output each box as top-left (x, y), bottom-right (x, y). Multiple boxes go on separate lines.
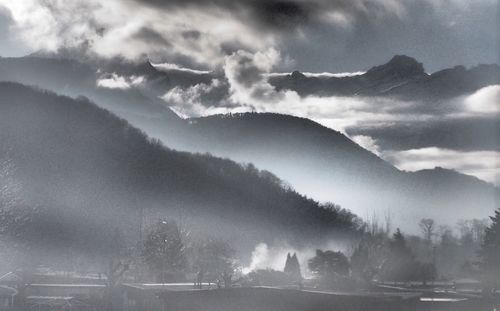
top-left (0, 82), bottom-right (360, 258)
top-left (0, 56), bottom-right (188, 147)
top-left (174, 113), bottom-right (499, 229)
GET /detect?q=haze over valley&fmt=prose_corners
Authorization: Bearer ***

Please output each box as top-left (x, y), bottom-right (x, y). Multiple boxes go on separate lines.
top-left (0, 1), bottom-right (498, 310)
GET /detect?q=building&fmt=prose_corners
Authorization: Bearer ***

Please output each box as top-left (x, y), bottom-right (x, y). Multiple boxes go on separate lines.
top-left (0, 272), bottom-right (23, 288)
top-left (25, 284), bottom-right (106, 301)
top-left (0, 285), bottom-right (17, 308)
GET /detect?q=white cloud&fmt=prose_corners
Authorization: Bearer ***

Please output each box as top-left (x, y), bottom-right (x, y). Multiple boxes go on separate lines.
top-left (351, 135), bottom-right (381, 156)
top-left (96, 73), bottom-right (145, 90)
top-left (151, 63), bottom-right (211, 75)
top-left (215, 49), bottom-right (434, 134)
top-left (161, 79), bottom-right (245, 118)
top-left (0, 0), bottom-right (275, 68)
top-left (464, 85), bottom-right (500, 114)
top-left (1, 0), bottom-right (484, 70)
top-left (161, 48), bottom-right (499, 186)
top-left (266, 71), bottom-right (365, 78)
top-left (303, 71), bottom-right (366, 78)
top-left (385, 147), bottom-right (500, 185)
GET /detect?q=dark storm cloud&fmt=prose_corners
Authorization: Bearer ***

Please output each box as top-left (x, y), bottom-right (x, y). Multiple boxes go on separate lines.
top-left (230, 53), bottom-right (262, 88)
top-left (278, 0), bottom-right (499, 72)
top-left (181, 30), bottom-right (201, 40)
top-left (130, 0), bottom-right (497, 72)
top-left (1, 0), bottom-right (496, 72)
top-left (133, 0), bottom-right (317, 31)
top-left (250, 1), bottom-right (313, 30)
top-left (219, 41), bottom-right (249, 56)
top-left (133, 27), bottom-right (172, 46)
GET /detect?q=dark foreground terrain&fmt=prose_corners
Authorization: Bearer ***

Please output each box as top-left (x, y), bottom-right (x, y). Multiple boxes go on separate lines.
top-left (125, 286), bottom-right (500, 311)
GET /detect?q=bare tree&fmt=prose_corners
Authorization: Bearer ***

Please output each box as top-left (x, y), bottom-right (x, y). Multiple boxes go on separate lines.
top-left (419, 218), bottom-right (435, 243)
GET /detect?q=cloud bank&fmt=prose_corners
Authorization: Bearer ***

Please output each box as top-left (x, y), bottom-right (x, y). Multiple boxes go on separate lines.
top-left (0, 0), bottom-right (497, 72)
top-left (386, 148), bottom-right (500, 185)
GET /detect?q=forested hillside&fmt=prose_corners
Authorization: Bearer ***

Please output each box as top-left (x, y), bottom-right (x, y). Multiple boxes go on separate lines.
top-left (0, 82), bottom-right (361, 267)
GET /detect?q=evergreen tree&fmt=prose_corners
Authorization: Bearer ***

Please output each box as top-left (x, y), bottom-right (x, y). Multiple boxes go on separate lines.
top-left (284, 253), bottom-right (292, 273)
top-left (381, 228), bottom-right (415, 283)
top-left (284, 252), bottom-right (302, 281)
top-left (480, 209), bottom-right (500, 293)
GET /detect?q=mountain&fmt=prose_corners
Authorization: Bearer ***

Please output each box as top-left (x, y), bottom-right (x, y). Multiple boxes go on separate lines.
top-left (270, 55), bottom-right (500, 100)
top-left (0, 82), bottom-right (361, 262)
top-left (0, 56), bottom-right (190, 148)
top-left (171, 113), bottom-right (499, 230)
top-left (0, 55), bottom-right (497, 231)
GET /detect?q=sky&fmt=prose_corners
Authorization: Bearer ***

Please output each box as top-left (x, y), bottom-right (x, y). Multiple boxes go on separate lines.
top-left (0, 0), bottom-right (498, 185)
top-left (0, 0), bottom-right (498, 72)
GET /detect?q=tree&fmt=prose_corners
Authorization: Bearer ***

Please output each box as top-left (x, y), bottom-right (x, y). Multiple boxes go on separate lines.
top-left (192, 237), bottom-right (237, 287)
top-left (284, 252), bottom-right (302, 282)
top-left (419, 218), bottom-right (435, 243)
top-left (351, 232), bottom-right (388, 283)
top-left (480, 209), bottom-right (500, 294)
top-left (308, 249), bottom-right (349, 287)
top-left (471, 219), bottom-right (489, 244)
top-left (380, 229), bottom-right (415, 283)
top-left (142, 219), bottom-right (186, 282)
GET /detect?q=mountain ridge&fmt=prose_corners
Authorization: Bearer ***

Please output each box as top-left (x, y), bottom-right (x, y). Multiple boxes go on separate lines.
top-left (0, 55), bottom-right (498, 231)
top-left (270, 55), bottom-right (500, 100)
top-left (0, 81), bottom-right (362, 258)
top-left (176, 112), bottom-right (499, 230)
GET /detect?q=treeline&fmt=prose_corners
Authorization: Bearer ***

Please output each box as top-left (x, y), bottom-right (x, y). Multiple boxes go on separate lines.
top-left (244, 210), bottom-right (500, 293)
top-left (300, 215), bottom-right (493, 290)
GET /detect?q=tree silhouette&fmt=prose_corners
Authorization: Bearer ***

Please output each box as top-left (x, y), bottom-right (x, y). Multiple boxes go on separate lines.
top-left (308, 249), bottom-right (349, 288)
top-left (142, 219), bottom-right (186, 282)
top-left (380, 229), bottom-right (415, 283)
top-left (350, 232), bottom-right (388, 283)
top-left (419, 218), bottom-right (435, 243)
top-left (192, 238), bottom-right (237, 286)
top-left (480, 209), bottom-right (500, 294)
top-left (284, 252), bottom-right (302, 282)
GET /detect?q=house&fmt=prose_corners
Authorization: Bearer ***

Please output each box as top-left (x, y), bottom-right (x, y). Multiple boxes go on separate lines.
top-left (0, 272), bottom-right (23, 288)
top-left (26, 284), bottom-right (106, 301)
top-left (0, 285), bottom-right (17, 308)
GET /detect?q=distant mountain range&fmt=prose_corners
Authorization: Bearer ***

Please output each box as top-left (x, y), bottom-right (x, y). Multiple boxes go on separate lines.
top-left (270, 55), bottom-right (500, 100)
top-left (0, 54), bottom-right (498, 230)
